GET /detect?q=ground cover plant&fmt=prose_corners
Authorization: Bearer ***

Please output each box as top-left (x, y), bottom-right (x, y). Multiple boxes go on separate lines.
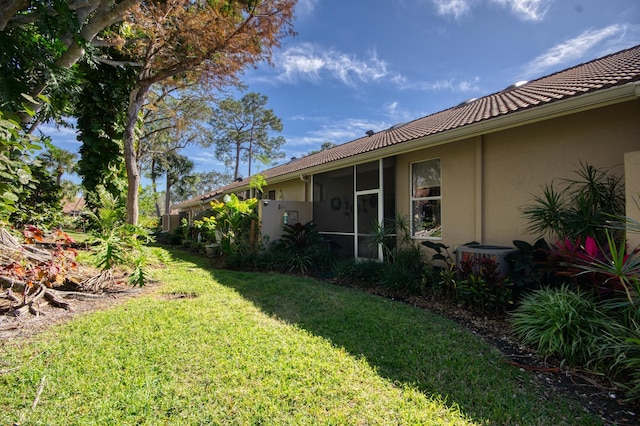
top-left (0, 249), bottom-right (602, 425)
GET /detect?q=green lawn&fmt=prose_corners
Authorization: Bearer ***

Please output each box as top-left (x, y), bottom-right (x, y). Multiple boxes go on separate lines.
top-left (0, 248), bottom-right (599, 425)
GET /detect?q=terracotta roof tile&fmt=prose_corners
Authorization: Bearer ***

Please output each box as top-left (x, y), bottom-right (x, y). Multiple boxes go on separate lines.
top-left (173, 44), bottom-right (640, 209)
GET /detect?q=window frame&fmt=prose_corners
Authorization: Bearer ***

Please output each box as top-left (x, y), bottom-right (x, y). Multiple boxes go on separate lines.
top-left (410, 158), bottom-right (442, 240)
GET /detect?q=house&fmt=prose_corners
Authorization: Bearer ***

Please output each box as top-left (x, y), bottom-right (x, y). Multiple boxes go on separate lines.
top-left (62, 196), bottom-right (86, 217)
top-left (173, 44), bottom-right (640, 258)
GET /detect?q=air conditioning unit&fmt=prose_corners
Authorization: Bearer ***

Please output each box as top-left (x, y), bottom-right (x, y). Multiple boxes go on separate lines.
top-left (455, 245), bottom-right (518, 278)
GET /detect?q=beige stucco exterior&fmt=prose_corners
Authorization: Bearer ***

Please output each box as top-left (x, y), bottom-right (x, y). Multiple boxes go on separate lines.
top-left (392, 100), bottom-right (640, 248)
top-left (265, 177), bottom-right (309, 202)
top-left (258, 200), bottom-right (313, 243)
top-left (396, 137), bottom-right (478, 249)
top-left (626, 150), bottom-right (640, 249)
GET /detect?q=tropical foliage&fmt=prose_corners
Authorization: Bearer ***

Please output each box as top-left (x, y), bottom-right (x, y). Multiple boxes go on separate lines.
top-left (0, 111), bottom-right (42, 219)
top-left (512, 163), bottom-right (640, 400)
top-left (523, 161), bottom-right (625, 246)
top-left (86, 188), bottom-right (155, 287)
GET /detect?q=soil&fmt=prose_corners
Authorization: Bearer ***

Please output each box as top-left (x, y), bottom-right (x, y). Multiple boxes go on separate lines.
top-left (1, 257), bottom-right (639, 425)
top-left (0, 278), bottom-right (158, 341)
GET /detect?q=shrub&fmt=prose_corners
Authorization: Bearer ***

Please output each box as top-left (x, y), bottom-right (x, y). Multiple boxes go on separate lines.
top-left (424, 241), bottom-right (514, 314)
top-left (86, 190), bottom-right (156, 287)
top-left (334, 259), bottom-right (385, 287)
top-left (522, 162), bottom-right (625, 247)
top-left (276, 221), bottom-right (322, 252)
top-left (511, 286), bottom-right (617, 366)
top-left (508, 238), bottom-right (569, 294)
top-left (610, 318), bottom-right (640, 401)
top-left (379, 245), bottom-right (428, 295)
top-left (381, 263), bottom-right (426, 295)
top-left (208, 194), bottom-right (259, 256)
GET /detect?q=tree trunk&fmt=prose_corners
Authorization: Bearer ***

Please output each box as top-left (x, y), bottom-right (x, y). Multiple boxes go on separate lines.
top-left (248, 140), bottom-right (253, 178)
top-left (234, 143), bottom-right (241, 180)
top-left (151, 157), bottom-right (161, 217)
top-left (0, 0), bottom-right (29, 31)
top-left (124, 85), bottom-right (150, 225)
top-left (165, 171), bottom-right (171, 216)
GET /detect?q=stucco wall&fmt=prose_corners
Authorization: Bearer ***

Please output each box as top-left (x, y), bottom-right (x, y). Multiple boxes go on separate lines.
top-left (264, 178), bottom-right (308, 202)
top-left (395, 99), bottom-right (640, 248)
top-left (258, 200), bottom-right (313, 244)
top-left (482, 101), bottom-right (640, 246)
top-left (625, 151), bottom-right (640, 249)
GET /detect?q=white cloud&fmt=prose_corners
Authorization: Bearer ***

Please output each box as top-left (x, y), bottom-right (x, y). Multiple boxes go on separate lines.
top-left (38, 123), bottom-right (81, 154)
top-left (405, 76), bottom-right (481, 93)
top-left (490, 0), bottom-right (553, 22)
top-left (39, 124), bottom-right (78, 140)
top-left (285, 117), bottom-right (390, 149)
top-left (274, 43), bottom-right (391, 86)
top-left (295, 0), bottom-right (318, 16)
top-left (522, 25), bottom-right (626, 78)
top-left (431, 0), bottom-right (553, 21)
top-left (431, 0), bottom-right (474, 19)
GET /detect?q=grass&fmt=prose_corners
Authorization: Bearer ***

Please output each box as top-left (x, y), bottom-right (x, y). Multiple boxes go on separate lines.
top-left (0, 248), bottom-right (600, 425)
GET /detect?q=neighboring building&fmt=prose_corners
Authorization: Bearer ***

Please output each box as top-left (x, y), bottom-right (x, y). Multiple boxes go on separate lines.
top-left (62, 197), bottom-right (86, 217)
top-left (173, 44), bottom-right (640, 259)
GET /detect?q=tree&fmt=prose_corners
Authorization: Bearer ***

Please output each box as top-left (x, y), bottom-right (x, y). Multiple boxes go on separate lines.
top-left (117, 0), bottom-right (295, 225)
top-left (156, 152), bottom-right (194, 216)
top-left (37, 145), bottom-right (77, 185)
top-left (140, 83), bottom-right (215, 215)
top-left (9, 161), bottom-right (63, 229)
top-left (306, 141), bottom-right (337, 156)
top-left (75, 50), bottom-right (136, 208)
top-left (1, 0), bottom-right (296, 226)
top-left (171, 170), bottom-right (233, 203)
top-left (141, 84), bottom-right (215, 162)
top-left (0, 111), bottom-right (42, 219)
top-left (138, 184), bottom-right (163, 218)
top-left (0, 0), bottom-right (142, 127)
top-left (210, 92), bottom-right (286, 180)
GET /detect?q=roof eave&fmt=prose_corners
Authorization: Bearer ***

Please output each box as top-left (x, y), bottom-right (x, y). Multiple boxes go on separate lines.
top-left (278, 81), bottom-right (640, 176)
top-left (179, 81), bottom-right (640, 201)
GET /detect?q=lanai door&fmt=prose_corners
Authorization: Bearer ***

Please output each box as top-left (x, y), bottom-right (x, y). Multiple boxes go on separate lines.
top-left (355, 161), bottom-right (381, 259)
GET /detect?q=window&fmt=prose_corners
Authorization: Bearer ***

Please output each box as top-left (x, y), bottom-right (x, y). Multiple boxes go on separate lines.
top-left (411, 159), bottom-right (441, 238)
top-left (267, 190), bottom-right (276, 200)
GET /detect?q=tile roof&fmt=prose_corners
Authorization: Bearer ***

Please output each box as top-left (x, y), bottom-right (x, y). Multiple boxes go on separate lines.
top-left (174, 44), bottom-right (640, 208)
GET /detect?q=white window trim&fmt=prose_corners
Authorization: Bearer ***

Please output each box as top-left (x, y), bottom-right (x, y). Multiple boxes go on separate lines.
top-left (410, 158), bottom-right (442, 240)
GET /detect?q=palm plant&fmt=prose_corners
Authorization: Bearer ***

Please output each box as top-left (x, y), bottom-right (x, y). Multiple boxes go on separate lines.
top-left (37, 145), bottom-right (77, 186)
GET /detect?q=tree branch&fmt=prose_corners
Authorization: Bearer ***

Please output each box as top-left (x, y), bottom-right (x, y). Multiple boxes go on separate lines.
top-left (94, 57), bottom-right (143, 67)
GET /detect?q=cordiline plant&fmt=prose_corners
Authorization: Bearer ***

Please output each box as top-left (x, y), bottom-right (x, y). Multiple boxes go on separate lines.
top-left (571, 230), bottom-right (640, 305)
top-left (523, 162), bottom-right (625, 248)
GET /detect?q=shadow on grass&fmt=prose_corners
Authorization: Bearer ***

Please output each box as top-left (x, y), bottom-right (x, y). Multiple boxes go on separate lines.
top-left (166, 249), bottom-right (598, 425)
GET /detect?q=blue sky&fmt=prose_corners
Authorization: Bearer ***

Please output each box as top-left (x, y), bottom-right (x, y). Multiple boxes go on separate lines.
top-left (43, 0), bottom-right (640, 184)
